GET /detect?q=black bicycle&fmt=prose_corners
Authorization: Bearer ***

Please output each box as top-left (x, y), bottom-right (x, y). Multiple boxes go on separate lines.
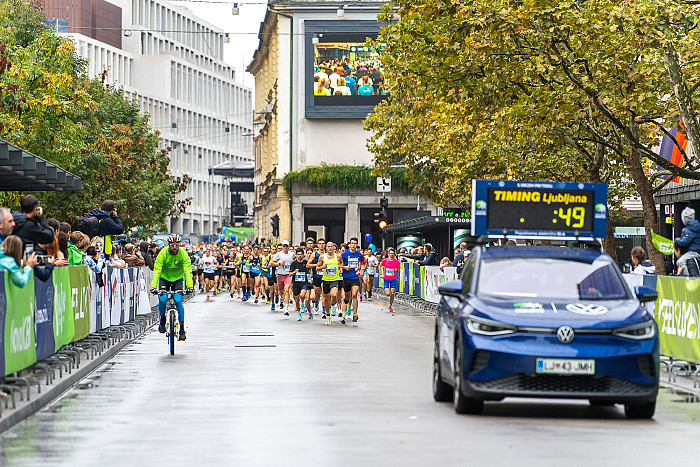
top-left (158, 290), bottom-right (184, 355)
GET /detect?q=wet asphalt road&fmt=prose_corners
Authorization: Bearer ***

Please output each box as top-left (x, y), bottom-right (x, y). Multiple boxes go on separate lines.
top-left (2, 293), bottom-right (700, 466)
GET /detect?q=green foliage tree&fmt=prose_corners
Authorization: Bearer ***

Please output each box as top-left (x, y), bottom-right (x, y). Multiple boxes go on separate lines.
top-left (0, 0), bottom-right (187, 236)
top-left (366, 0), bottom-right (700, 272)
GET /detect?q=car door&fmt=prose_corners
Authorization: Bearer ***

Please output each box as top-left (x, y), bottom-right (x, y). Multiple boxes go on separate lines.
top-left (444, 251), bottom-right (477, 378)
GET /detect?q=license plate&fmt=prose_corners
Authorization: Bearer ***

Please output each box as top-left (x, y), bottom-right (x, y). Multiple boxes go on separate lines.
top-left (536, 358), bottom-right (595, 375)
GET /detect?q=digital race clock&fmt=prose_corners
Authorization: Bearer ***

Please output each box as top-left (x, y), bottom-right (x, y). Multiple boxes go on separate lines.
top-left (471, 180), bottom-right (607, 240)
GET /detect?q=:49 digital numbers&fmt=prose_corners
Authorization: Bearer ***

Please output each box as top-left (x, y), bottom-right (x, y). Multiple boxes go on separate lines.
top-left (553, 207), bottom-right (585, 228)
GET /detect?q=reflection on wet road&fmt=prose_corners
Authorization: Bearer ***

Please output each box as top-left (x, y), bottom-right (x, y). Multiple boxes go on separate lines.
top-left (1, 295), bottom-right (700, 465)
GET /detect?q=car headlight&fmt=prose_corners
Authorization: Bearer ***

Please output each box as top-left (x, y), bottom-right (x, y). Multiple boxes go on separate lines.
top-left (613, 320), bottom-right (656, 340)
top-left (467, 315), bottom-right (517, 336)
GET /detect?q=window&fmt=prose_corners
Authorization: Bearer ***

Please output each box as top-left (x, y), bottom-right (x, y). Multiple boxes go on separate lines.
top-left (305, 20), bottom-right (390, 119)
top-left (460, 254), bottom-right (476, 295)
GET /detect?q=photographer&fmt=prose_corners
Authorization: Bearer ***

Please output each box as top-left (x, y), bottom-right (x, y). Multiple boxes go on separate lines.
top-left (12, 195), bottom-right (55, 250)
top-left (121, 243), bottom-right (145, 268)
top-left (91, 199), bottom-right (124, 257)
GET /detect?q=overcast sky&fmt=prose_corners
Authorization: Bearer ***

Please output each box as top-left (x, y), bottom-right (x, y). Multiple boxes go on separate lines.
top-left (173, 1), bottom-right (269, 89)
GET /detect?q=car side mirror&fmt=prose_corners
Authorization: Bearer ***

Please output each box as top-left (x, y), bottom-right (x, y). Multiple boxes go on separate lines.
top-left (439, 280), bottom-right (463, 298)
top-left (634, 286), bottom-right (658, 303)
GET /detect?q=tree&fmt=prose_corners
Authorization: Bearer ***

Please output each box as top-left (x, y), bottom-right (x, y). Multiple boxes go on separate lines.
top-left (366, 0), bottom-right (700, 272)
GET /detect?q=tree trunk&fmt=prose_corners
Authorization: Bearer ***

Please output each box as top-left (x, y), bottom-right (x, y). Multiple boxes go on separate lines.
top-left (664, 42), bottom-right (700, 165)
top-left (625, 148), bottom-right (665, 274)
top-left (602, 212), bottom-right (618, 263)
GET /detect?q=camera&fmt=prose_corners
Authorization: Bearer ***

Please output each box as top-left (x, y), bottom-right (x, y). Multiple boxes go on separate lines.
top-left (116, 234), bottom-right (131, 246)
top-left (36, 255), bottom-right (50, 265)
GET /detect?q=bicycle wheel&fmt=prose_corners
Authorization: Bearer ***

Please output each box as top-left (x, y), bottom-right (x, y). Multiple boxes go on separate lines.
top-left (169, 308), bottom-right (176, 355)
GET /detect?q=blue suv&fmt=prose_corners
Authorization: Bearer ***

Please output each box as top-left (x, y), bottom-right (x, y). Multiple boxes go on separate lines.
top-left (433, 245), bottom-right (659, 418)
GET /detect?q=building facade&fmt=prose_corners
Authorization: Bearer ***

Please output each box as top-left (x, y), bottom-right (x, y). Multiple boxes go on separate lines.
top-left (248, 0), bottom-right (439, 245)
top-left (43, 0), bottom-right (254, 240)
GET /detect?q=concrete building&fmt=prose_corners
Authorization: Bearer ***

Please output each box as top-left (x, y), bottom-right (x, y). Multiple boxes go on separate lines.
top-left (43, 0), bottom-right (253, 240)
top-left (248, 0), bottom-right (439, 245)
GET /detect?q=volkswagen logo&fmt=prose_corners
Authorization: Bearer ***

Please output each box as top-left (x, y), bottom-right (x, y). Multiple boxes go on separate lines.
top-left (557, 326), bottom-right (575, 344)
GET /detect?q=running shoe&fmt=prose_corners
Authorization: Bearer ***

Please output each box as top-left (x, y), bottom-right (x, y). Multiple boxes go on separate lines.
top-left (206, 295), bottom-right (210, 300)
top-left (346, 307), bottom-right (352, 317)
top-left (308, 311), bottom-right (313, 320)
top-left (353, 313), bottom-right (358, 322)
top-left (341, 317), bottom-right (346, 324)
top-left (254, 297), bottom-right (259, 304)
top-left (389, 306), bottom-right (393, 312)
top-left (271, 303), bottom-right (275, 311)
top-left (321, 313), bottom-right (327, 319)
top-left (338, 311), bottom-right (343, 318)
top-left (275, 294), bottom-right (279, 304)
top-left (284, 311), bottom-right (289, 316)
top-left (230, 292), bottom-right (234, 298)
top-left (297, 312), bottom-right (302, 321)
top-left (280, 302), bottom-right (284, 310)
top-left (326, 314), bottom-right (331, 325)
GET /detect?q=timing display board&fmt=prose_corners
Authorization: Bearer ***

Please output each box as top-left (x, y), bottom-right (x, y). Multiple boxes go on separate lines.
top-left (471, 180), bottom-right (607, 240)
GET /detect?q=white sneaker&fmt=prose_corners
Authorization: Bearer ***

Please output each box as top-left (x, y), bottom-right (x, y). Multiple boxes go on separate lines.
top-left (326, 314), bottom-right (331, 325)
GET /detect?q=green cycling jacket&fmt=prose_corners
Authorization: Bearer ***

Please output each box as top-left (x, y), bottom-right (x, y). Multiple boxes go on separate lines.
top-left (151, 247), bottom-right (194, 288)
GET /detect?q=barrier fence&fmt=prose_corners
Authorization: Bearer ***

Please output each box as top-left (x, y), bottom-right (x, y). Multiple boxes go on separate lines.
top-left (0, 265), bottom-right (154, 377)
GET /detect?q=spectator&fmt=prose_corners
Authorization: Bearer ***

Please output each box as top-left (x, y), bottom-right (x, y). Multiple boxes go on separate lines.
top-left (108, 244), bottom-right (127, 268)
top-left (59, 222), bottom-right (71, 235)
top-left (140, 241), bottom-right (155, 270)
top-left (674, 207), bottom-right (700, 253)
top-left (12, 194), bottom-right (54, 249)
top-left (47, 218), bottom-right (60, 234)
top-left (416, 243), bottom-right (438, 266)
top-left (92, 199), bottom-right (124, 257)
top-left (452, 241), bottom-right (470, 273)
top-left (630, 246), bottom-right (655, 275)
top-left (58, 231), bottom-right (69, 261)
top-left (328, 67), bottom-right (342, 92)
top-left (674, 244), bottom-right (700, 277)
top-left (335, 77), bottom-right (351, 96)
top-left (120, 243), bottom-right (145, 267)
top-left (344, 74), bottom-right (357, 95)
top-left (440, 257), bottom-right (452, 266)
top-left (39, 236), bottom-right (68, 267)
top-left (68, 231), bottom-right (87, 266)
top-left (0, 235), bottom-right (37, 288)
top-left (0, 207), bottom-right (15, 243)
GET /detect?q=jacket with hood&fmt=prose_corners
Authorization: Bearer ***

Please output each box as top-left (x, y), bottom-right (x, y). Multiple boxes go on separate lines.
top-left (11, 212), bottom-right (55, 248)
top-left (67, 242), bottom-right (85, 266)
top-left (0, 247), bottom-right (33, 288)
top-left (675, 220), bottom-right (700, 253)
top-left (632, 261), bottom-right (656, 275)
top-left (91, 208), bottom-right (124, 256)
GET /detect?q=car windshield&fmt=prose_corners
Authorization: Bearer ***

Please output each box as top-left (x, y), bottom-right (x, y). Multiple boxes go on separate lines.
top-left (477, 257), bottom-right (628, 300)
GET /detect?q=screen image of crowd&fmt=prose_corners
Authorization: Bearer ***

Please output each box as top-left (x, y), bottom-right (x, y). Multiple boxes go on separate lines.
top-left (313, 43), bottom-right (387, 97)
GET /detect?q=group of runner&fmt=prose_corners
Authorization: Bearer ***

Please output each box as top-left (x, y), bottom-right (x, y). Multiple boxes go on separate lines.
top-left (186, 237), bottom-right (402, 325)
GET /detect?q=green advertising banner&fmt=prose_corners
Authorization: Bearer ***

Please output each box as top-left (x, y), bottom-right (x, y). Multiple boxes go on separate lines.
top-left (408, 264), bottom-right (414, 295)
top-left (69, 266), bottom-right (90, 341)
top-left (398, 265), bottom-right (404, 294)
top-left (4, 273), bottom-right (36, 376)
top-left (379, 266), bottom-right (384, 288)
top-left (654, 276), bottom-right (700, 363)
top-left (52, 267), bottom-right (75, 351)
top-left (651, 229), bottom-right (674, 256)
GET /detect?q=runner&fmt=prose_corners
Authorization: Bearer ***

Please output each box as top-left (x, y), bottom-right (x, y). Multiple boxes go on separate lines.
top-left (270, 240), bottom-right (295, 315)
top-left (315, 241), bottom-right (343, 325)
top-left (241, 245), bottom-right (252, 301)
top-left (309, 238), bottom-right (325, 315)
top-left (249, 245), bottom-right (263, 303)
top-left (263, 248), bottom-right (277, 310)
top-left (380, 247), bottom-right (401, 311)
top-left (233, 246), bottom-right (243, 298)
top-left (200, 248), bottom-right (217, 298)
top-left (290, 247), bottom-right (313, 321)
top-left (365, 249), bottom-right (379, 299)
top-left (196, 250), bottom-right (205, 293)
top-left (341, 237), bottom-right (365, 322)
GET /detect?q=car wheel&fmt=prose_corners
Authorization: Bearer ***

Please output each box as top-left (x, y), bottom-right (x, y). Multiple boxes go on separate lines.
top-left (624, 401), bottom-right (656, 419)
top-left (589, 400), bottom-right (616, 407)
top-left (433, 332), bottom-right (453, 402)
top-left (453, 335), bottom-right (484, 415)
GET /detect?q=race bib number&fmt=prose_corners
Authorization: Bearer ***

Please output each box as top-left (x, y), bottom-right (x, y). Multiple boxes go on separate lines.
top-left (326, 266), bottom-right (337, 276)
top-left (349, 258), bottom-right (359, 269)
top-left (295, 272), bottom-right (306, 282)
top-left (386, 268), bottom-right (395, 277)
top-left (243, 265), bottom-right (251, 273)
top-left (280, 264), bottom-right (291, 274)
top-left (252, 265), bottom-right (261, 273)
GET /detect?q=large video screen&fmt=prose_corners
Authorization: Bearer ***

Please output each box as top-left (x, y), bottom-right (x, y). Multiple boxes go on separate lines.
top-left (312, 40), bottom-right (388, 107)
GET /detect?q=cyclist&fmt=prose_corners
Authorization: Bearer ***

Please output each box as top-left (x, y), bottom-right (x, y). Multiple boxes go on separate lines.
top-left (150, 234), bottom-right (194, 341)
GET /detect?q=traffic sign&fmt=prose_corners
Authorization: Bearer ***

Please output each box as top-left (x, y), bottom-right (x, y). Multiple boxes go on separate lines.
top-left (376, 177), bottom-right (392, 193)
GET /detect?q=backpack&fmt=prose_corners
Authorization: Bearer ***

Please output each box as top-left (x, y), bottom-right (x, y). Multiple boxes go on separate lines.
top-left (73, 213), bottom-right (100, 238)
top-left (687, 257), bottom-right (700, 278)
